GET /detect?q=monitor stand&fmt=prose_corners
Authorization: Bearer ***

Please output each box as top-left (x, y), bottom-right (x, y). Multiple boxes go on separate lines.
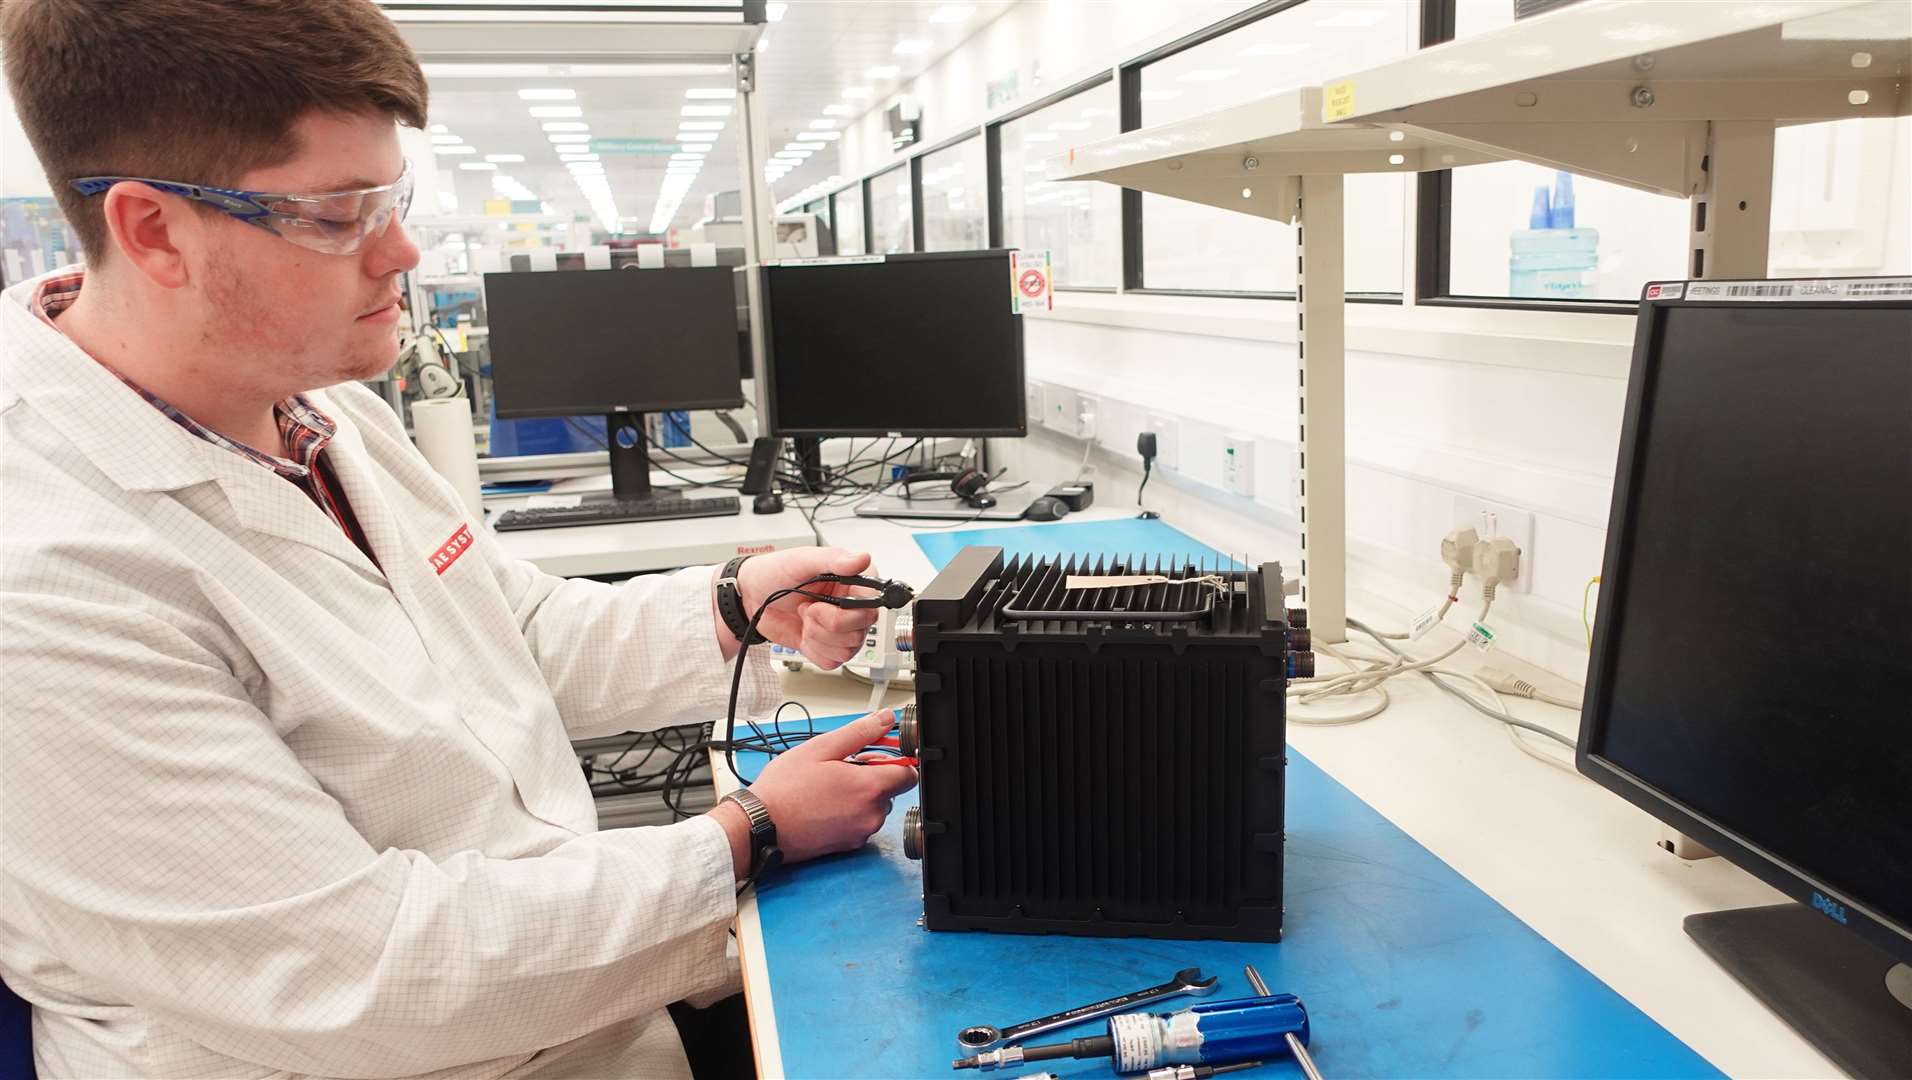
top-left (1684, 903), bottom-right (1912, 1078)
top-left (593, 411), bottom-right (669, 504)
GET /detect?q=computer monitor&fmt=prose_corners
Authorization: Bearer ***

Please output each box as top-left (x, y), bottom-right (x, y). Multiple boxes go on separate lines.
top-left (484, 266), bottom-right (743, 501)
top-left (759, 249), bottom-right (1026, 439)
top-left (1579, 276), bottom-right (1912, 1076)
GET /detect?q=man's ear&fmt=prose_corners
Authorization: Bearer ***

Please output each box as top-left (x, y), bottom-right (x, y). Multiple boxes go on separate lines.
top-left (98, 183), bottom-right (194, 289)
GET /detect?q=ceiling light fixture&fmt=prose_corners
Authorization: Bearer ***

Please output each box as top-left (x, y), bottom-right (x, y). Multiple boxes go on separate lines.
top-left (527, 105), bottom-right (583, 118)
top-left (486, 153), bottom-right (526, 163)
top-left (548, 133), bottom-right (591, 143)
top-left (432, 145), bottom-right (479, 155)
top-left (459, 162), bottom-right (499, 170)
top-left (517, 88), bottom-right (576, 101)
top-left (892, 39), bottom-right (930, 55)
top-left (431, 134), bottom-right (463, 144)
top-left (843, 85), bottom-right (874, 99)
top-left (681, 104), bottom-right (732, 117)
top-left (928, 4), bottom-right (975, 23)
top-left (823, 104), bottom-right (852, 116)
top-left (864, 65), bottom-right (900, 80)
top-left (808, 119), bottom-right (838, 130)
top-left (678, 120), bottom-right (725, 131)
top-left (542, 121), bottom-right (590, 132)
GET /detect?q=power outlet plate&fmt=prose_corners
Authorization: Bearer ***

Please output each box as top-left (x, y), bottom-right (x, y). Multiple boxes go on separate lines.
top-left (1040, 384), bottom-right (1079, 436)
top-left (1147, 414), bottom-right (1181, 472)
top-left (1024, 380), bottom-right (1044, 427)
top-left (1222, 433), bottom-right (1256, 497)
top-left (1454, 494), bottom-right (1535, 593)
top-left (1075, 393), bottom-right (1100, 441)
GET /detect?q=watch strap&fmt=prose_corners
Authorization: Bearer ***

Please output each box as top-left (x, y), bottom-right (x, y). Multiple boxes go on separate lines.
top-left (715, 555), bottom-right (765, 644)
top-left (721, 788), bottom-right (782, 885)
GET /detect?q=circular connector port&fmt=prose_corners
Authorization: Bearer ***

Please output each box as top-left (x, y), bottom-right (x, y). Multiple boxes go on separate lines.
top-left (897, 702), bottom-right (920, 758)
top-left (1286, 607), bottom-right (1309, 629)
top-left (903, 806), bottom-right (924, 860)
top-left (1288, 626), bottom-right (1312, 652)
top-left (1289, 651), bottom-right (1316, 679)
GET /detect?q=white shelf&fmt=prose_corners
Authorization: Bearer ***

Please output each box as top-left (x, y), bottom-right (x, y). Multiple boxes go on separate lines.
top-left (1047, 0), bottom-right (1909, 204)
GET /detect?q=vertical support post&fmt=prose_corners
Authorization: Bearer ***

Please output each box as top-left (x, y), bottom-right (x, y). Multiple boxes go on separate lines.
top-left (735, 50), bottom-right (775, 426)
top-left (1662, 117), bottom-right (1775, 863)
top-left (1689, 119), bottom-right (1775, 279)
top-left (1295, 173), bottom-right (1347, 645)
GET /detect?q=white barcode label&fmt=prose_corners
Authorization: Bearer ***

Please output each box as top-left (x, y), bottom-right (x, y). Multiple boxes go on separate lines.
top-left (1682, 278), bottom-right (1912, 302)
top-left (1409, 607), bottom-right (1441, 640)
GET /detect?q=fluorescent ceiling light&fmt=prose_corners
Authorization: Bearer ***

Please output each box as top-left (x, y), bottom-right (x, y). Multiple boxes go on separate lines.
top-left (459, 162), bottom-right (500, 170)
top-left (1174, 68), bottom-right (1239, 83)
top-left (1079, 107), bottom-right (1115, 119)
top-left (765, 2), bottom-right (787, 20)
top-left (842, 85), bottom-right (874, 99)
top-left (486, 153), bottom-right (526, 163)
top-left (559, 152), bottom-right (600, 161)
top-left (431, 134), bottom-right (463, 144)
top-left (432, 145), bottom-right (478, 155)
top-left (428, 123), bottom-right (449, 134)
top-left (548, 133), bottom-right (591, 143)
top-left (678, 142), bottom-right (714, 152)
top-left (681, 104), bottom-right (732, 117)
top-left (685, 88), bottom-right (736, 100)
top-left (517, 88), bottom-right (576, 101)
top-left (1048, 121), bottom-right (1091, 131)
top-left (928, 4), bottom-right (975, 23)
top-left (893, 39), bottom-right (930, 55)
top-left (527, 105), bottom-right (583, 118)
top-left (1239, 42), bottom-right (1309, 57)
top-left (678, 120), bottom-right (725, 131)
top-left (822, 104), bottom-right (851, 116)
top-left (808, 119), bottom-right (838, 130)
top-left (1138, 89), bottom-right (1183, 102)
top-left (806, 131), bottom-right (842, 141)
top-left (793, 141), bottom-right (827, 151)
top-left (670, 152), bottom-right (706, 160)
top-left (542, 121), bottom-right (590, 132)
top-left (755, 34), bottom-right (769, 52)
top-left (864, 65), bottom-right (900, 80)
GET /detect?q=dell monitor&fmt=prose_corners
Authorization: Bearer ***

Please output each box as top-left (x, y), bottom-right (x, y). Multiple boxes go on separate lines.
top-left (759, 249), bottom-right (1026, 439)
top-left (1579, 276), bottom-right (1912, 1076)
top-left (484, 266), bottom-right (743, 502)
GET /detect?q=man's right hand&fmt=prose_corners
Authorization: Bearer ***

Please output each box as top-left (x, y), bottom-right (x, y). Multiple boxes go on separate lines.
top-left (715, 710), bottom-right (918, 877)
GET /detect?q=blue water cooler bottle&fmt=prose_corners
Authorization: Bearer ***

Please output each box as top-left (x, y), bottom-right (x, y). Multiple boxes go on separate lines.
top-left (1509, 171), bottom-right (1599, 299)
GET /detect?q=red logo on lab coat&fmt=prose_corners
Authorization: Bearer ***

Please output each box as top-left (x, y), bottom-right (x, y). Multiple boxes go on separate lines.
top-left (430, 525), bottom-right (475, 575)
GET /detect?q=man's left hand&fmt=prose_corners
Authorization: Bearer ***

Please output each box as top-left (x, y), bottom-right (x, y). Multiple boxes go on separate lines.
top-left (725, 548), bottom-right (883, 668)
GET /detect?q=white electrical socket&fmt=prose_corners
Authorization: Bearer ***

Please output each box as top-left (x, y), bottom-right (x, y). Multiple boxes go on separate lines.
top-left (1222, 434), bottom-right (1256, 496)
top-left (1040, 384), bottom-right (1078, 435)
top-left (1453, 494), bottom-right (1535, 593)
top-left (1075, 393), bottom-right (1100, 441)
top-left (1024, 380), bottom-right (1044, 426)
top-left (1147, 414), bottom-right (1181, 471)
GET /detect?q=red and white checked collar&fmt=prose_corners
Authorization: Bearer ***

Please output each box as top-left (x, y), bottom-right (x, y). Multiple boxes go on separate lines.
top-left (29, 269), bottom-right (339, 481)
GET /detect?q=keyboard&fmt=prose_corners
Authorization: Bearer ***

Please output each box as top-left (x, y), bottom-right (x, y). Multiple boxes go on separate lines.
top-left (494, 494), bottom-right (742, 531)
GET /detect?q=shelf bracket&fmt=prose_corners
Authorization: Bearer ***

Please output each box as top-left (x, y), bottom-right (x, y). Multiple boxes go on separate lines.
top-left (1295, 173), bottom-right (1347, 645)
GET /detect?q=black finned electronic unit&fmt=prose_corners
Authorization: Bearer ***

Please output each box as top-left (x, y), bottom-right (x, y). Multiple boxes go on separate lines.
top-left (1579, 275), bottom-right (1912, 1077)
top-left (902, 548), bottom-right (1311, 941)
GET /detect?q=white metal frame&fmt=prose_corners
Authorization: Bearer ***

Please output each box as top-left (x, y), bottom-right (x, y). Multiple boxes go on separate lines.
top-left (1047, 0), bottom-right (1910, 645)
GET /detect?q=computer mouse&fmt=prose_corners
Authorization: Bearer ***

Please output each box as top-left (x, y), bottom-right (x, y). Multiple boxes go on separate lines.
top-left (752, 492), bottom-right (785, 515)
top-left (1022, 497), bottom-right (1068, 521)
top-left (964, 493), bottom-right (998, 510)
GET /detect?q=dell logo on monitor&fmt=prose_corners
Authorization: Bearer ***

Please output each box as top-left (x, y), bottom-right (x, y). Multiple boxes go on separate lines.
top-left (1811, 892), bottom-right (1849, 925)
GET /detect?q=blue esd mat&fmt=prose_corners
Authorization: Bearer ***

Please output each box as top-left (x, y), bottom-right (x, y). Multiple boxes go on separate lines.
top-left (745, 519), bottom-right (1719, 1079)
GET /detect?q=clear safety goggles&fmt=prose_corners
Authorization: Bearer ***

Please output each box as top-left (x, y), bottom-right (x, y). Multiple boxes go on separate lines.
top-left (70, 160), bottom-right (415, 256)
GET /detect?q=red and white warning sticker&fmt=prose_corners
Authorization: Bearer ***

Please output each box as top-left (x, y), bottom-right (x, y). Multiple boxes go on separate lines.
top-left (1011, 249), bottom-right (1053, 314)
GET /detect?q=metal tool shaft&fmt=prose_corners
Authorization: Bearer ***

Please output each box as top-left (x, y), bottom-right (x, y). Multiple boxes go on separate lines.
top-left (1246, 965), bottom-right (1325, 1080)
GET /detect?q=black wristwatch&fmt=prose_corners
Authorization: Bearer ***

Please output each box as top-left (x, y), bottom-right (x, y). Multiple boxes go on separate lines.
top-left (721, 787), bottom-right (782, 885)
top-left (715, 555), bottom-right (765, 644)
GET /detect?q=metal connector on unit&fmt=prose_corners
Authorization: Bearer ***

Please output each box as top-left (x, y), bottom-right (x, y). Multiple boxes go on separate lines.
top-left (903, 806), bottom-right (924, 861)
top-left (897, 702), bottom-right (920, 758)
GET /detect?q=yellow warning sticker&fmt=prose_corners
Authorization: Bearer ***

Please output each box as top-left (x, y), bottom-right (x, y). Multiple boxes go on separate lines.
top-left (1323, 80), bottom-right (1357, 121)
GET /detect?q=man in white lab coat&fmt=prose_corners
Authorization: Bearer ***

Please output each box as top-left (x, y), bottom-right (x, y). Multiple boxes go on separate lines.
top-left (0, 1), bottom-right (917, 1077)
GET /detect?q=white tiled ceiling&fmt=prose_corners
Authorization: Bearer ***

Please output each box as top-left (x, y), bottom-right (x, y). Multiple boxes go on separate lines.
top-left (414, 2), bottom-right (1012, 235)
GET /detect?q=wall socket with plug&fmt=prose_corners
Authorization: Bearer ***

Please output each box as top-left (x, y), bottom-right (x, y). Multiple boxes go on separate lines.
top-left (1146, 414), bottom-right (1181, 472)
top-left (1453, 494), bottom-right (1534, 593)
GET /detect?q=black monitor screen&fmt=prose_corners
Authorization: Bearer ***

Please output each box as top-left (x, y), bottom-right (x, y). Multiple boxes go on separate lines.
top-left (762, 251), bottom-right (1025, 437)
top-left (484, 267), bottom-right (743, 418)
top-left (1584, 296), bottom-right (1912, 942)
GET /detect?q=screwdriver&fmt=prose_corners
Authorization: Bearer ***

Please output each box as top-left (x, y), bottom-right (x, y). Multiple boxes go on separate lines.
top-left (954, 966), bottom-right (1317, 1075)
top-left (1013, 1065), bottom-right (1263, 1080)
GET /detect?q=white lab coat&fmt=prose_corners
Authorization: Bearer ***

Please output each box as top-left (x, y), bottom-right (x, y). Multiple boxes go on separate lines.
top-left (0, 273), bottom-right (780, 1079)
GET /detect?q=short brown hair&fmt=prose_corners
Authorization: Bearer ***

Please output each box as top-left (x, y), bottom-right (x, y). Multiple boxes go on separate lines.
top-left (2, 0), bottom-right (428, 262)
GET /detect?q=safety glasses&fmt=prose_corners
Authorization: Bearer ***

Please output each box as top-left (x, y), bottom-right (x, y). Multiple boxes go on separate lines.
top-left (69, 161), bottom-right (414, 256)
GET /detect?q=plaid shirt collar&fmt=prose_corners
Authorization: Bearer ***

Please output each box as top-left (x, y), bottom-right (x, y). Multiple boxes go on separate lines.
top-left (29, 269), bottom-right (337, 480)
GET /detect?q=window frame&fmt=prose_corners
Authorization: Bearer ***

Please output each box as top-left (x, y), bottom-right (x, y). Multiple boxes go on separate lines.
top-left (988, 70), bottom-right (1122, 293)
top-left (1412, 0), bottom-right (1637, 314)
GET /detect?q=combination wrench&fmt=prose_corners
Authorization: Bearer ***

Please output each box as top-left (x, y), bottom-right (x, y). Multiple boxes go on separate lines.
top-left (954, 967), bottom-right (1219, 1053)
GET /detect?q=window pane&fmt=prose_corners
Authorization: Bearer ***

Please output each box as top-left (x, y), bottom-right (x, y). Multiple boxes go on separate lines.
top-left (1447, 162), bottom-right (1687, 300)
top-left (870, 165), bottom-right (914, 254)
top-left (1000, 81), bottom-right (1121, 288)
top-left (920, 136), bottom-right (987, 252)
top-left (1138, 0), bottom-right (1413, 293)
top-left (834, 186), bottom-right (865, 255)
top-left (1770, 117), bottom-right (1912, 277)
